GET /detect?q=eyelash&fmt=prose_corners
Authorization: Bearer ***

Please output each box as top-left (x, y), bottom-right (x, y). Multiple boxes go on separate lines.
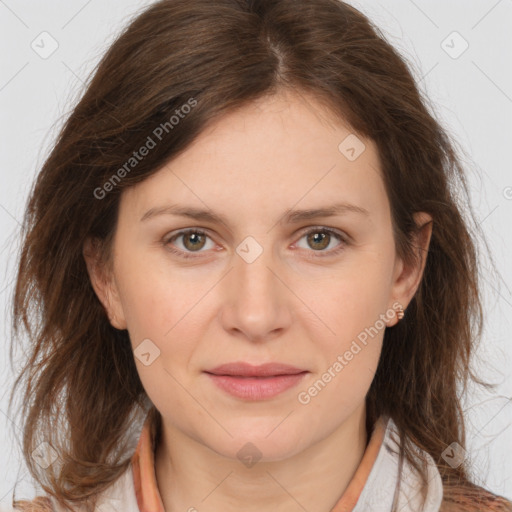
top-left (162, 227), bottom-right (348, 260)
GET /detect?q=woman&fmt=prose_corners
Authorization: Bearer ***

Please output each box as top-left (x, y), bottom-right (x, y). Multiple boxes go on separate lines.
top-left (8, 0), bottom-right (512, 511)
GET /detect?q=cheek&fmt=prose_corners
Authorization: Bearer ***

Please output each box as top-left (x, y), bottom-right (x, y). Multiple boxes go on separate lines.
top-left (312, 284), bottom-right (385, 392)
top-left (121, 269), bottom-right (199, 414)
top-left (298, 251), bottom-right (393, 343)
top-left (297, 339), bottom-right (381, 438)
top-left (292, 248), bottom-right (391, 411)
top-left (114, 249), bottom-right (191, 338)
top-left (296, 283), bottom-right (385, 421)
top-left (115, 251), bottom-right (205, 366)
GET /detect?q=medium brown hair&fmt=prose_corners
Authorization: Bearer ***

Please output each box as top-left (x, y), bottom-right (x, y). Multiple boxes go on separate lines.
top-left (8, 0), bottom-right (512, 510)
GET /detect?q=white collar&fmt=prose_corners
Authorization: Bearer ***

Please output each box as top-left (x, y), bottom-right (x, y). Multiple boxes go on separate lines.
top-left (353, 416), bottom-right (443, 511)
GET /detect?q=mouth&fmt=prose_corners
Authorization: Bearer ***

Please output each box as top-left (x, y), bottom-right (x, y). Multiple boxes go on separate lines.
top-left (205, 361), bottom-right (307, 377)
top-left (204, 362), bottom-right (309, 400)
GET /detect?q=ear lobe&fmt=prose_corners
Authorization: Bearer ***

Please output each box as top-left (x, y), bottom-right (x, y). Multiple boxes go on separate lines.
top-left (83, 237), bottom-right (127, 330)
top-left (389, 212), bottom-right (433, 322)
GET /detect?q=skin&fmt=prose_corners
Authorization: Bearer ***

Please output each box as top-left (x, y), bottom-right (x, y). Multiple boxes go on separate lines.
top-left (84, 89), bottom-right (432, 512)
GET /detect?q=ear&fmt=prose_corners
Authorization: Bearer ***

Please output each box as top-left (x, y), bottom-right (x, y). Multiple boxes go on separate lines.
top-left (387, 212), bottom-right (433, 326)
top-left (83, 237), bottom-right (127, 330)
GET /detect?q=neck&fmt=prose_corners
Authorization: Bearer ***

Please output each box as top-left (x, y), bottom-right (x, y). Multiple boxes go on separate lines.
top-left (154, 404), bottom-right (369, 512)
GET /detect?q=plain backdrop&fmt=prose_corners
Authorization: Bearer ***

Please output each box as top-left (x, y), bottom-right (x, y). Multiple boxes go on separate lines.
top-left (0, 0), bottom-right (511, 506)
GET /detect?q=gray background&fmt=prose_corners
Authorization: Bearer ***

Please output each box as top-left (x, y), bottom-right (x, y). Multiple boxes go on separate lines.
top-left (1, 0), bottom-right (511, 506)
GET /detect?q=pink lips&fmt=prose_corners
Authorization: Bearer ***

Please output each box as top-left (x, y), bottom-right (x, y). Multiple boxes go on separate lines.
top-left (204, 362), bottom-right (308, 400)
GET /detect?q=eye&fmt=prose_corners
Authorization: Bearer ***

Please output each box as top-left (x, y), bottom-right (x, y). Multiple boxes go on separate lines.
top-left (163, 228), bottom-right (215, 259)
top-left (294, 227), bottom-right (347, 257)
top-left (163, 226), bottom-right (348, 260)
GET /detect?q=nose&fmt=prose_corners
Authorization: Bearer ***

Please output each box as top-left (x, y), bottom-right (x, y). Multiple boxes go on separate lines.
top-left (219, 238), bottom-right (293, 343)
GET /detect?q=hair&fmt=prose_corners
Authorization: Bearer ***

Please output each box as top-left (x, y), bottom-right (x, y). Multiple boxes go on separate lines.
top-left (7, 0), bottom-right (512, 511)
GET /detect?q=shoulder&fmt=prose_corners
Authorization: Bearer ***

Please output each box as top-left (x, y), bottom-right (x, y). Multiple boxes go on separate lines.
top-left (441, 483), bottom-right (512, 512)
top-left (10, 463), bottom-right (138, 512)
top-left (382, 418), bottom-right (512, 512)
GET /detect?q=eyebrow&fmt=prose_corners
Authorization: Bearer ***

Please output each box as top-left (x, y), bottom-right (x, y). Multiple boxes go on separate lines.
top-left (140, 202), bottom-right (370, 225)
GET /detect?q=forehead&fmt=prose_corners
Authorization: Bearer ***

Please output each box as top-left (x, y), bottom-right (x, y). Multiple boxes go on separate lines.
top-left (120, 90), bottom-right (386, 224)
top-left (182, 90), bottom-right (369, 165)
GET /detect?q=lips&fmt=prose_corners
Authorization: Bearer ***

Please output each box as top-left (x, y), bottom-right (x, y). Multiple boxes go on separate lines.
top-left (204, 362), bottom-right (309, 400)
top-left (205, 361), bottom-right (307, 378)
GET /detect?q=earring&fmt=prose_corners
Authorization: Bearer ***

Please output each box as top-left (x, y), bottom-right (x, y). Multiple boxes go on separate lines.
top-left (396, 306), bottom-right (405, 320)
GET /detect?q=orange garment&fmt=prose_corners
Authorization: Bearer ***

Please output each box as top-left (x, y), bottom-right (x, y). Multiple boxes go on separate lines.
top-left (130, 412), bottom-right (387, 512)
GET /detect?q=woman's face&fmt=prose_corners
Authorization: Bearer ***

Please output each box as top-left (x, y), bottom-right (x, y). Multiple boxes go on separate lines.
top-left (85, 90), bottom-right (431, 461)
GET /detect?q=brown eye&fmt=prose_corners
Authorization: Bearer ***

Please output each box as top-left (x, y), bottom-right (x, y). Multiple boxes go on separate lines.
top-left (164, 229), bottom-right (214, 258)
top-left (295, 227), bottom-right (347, 257)
top-left (306, 231), bottom-right (330, 251)
top-left (182, 231), bottom-right (207, 251)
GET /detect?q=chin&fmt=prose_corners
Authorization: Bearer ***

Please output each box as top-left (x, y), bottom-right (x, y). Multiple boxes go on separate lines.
top-left (206, 428), bottom-right (308, 463)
